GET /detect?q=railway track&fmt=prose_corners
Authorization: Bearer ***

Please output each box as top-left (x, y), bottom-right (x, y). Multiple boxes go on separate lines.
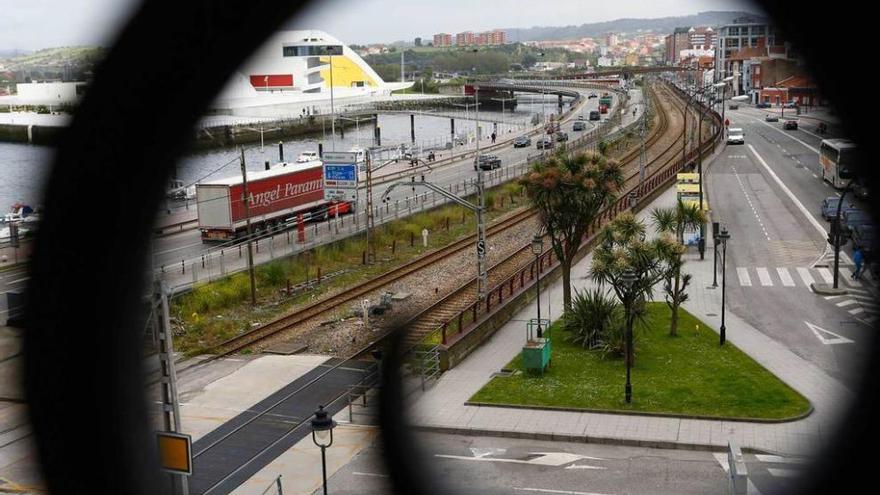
top-left (180, 81), bottom-right (723, 495)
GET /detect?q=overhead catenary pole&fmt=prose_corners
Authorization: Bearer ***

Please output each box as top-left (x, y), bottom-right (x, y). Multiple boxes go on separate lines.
top-left (365, 150), bottom-right (375, 263)
top-left (240, 148), bottom-right (257, 305)
top-left (329, 47), bottom-right (336, 150)
top-left (475, 85), bottom-right (487, 300)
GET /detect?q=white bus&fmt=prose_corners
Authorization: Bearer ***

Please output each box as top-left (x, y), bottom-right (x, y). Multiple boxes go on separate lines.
top-left (819, 138), bottom-right (857, 189)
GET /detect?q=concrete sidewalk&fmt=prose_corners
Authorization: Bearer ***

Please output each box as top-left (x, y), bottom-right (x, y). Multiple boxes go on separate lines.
top-left (407, 185), bottom-right (854, 457)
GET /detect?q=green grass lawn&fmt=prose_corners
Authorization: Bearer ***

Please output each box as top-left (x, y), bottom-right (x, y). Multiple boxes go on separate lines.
top-left (469, 303), bottom-right (811, 421)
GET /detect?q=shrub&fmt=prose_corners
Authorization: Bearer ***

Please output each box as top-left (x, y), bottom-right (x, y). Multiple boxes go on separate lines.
top-left (563, 288), bottom-right (622, 351)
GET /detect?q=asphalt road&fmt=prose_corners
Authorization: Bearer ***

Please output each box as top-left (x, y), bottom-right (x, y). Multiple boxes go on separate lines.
top-left (319, 431), bottom-right (810, 495)
top-left (150, 87), bottom-right (646, 290)
top-left (707, 104), bottom-right (875, 384)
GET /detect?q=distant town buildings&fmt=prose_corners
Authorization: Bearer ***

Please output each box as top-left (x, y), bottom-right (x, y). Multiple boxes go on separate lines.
top-left (433, 33), bottom-right (452, 47)
top-left (434, 29), bottom-right (506, 47)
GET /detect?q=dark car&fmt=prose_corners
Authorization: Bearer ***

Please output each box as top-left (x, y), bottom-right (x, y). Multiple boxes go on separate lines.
top-left (536, 137), bottom-right (554, 149)
top-left (783, 120), bottom-right (798, 130)
top-left (555, 131), bottom-right (569, 142)
top-left (513, 136), bottom-right (531, 148)
top-left (589, 110), bottom-right (601, 121)
top-left (588, 92), bottom-right (598, 98)
top-left (783, 101), bottom-right (799, 109)
top-left (854, 179), bottom-right (870, 200)
top-left (573, 121), bottom-right (587, 131)
top-left (821, 196), bottom-right (854, 220)
top-left (756, 101), bottom-right (771, 108)
top-left (851, 224), bottom-right (876, 257)
top-left (842, 208), bottom-right (872, 237)
top-left (473, 154), bottom-right (501, 170)
top-left (728, 104), bottom-right (739, 110)
top-left (765, 114), bottom-right (779, 122)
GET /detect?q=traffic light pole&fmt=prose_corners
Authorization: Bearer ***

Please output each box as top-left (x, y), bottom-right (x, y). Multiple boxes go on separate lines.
top-left (832, 178), bottom-right (855, 289)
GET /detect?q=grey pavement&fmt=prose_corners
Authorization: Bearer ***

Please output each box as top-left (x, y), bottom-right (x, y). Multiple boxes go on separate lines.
top-left (407, 180), bottom-right (854, 458)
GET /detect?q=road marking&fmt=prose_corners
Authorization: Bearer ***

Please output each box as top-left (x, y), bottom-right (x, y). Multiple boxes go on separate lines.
top-left (797, 267), bottom-right (815, 287)
top-left (776, 268), bottom-right (795, 286)
top-left (817, 267), bottom-right (833, 284)
top-left (353, 472), bottom-right (389, 478)
top-left (805, 321), bottom-right (854, 345)
top-left (767, 468), bottom-right (803, 479)
top-left (737, 267), bottom-right (752, 286)
top-left (748, 117), bottom-right (820, 153)
top-left (6, 277), bottom-right (29, 285)
top-left (513, 488), bottom-right (614, 495)
top-left (746, 144), bottom-right (828, 240)
top-left (756, 267), bottom-right (773, 286)
top-left (849, 307), bottom-right (865, 315)
top-left (836, 300), bottom-right (857, 308)
top-left (839, 268), bottom-right (862, 286)
top-left (436, 452), bottom-right (602, 467)
top-left (565, 465), bottom-right (607, 470)
top-left (755, 455), bottom-right (810, 464)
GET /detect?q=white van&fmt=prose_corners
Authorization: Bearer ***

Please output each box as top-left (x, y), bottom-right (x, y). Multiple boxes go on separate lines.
top-left (727, 127), bottom-right (745, 145)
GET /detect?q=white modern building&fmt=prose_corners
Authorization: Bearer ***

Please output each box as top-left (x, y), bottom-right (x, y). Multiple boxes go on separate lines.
top-left (211, 30), bottom-right (413, 118)
top-left (0, 81), bottom-right (87, 107)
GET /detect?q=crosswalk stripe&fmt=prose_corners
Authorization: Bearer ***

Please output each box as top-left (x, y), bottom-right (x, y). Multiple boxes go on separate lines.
top-left (756, 267), bottom-right (773, 286)
top-left (754, 455), bottom-right (810, 465)
top-left (850, 294), bottom-right (877, 302)
top-left (818, 268), bottom-right (834, 284)
top-left (849, 307), bottom-right (865, 315)
top-left (797, 267), bottom-right (815, 287)
top-left (776, 267), bottom-right (795, 287)
top-left (837, 300), bottom-right (858, 308)
top-left (838, 268), bottom-right (863, 287)
top-left (768, 468), bottom-right (803, 479)
top-left (737, 267), bottom-right (752, 286)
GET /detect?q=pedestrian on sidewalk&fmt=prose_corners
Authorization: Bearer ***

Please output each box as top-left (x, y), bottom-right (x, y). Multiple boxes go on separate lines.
top-left (853, 247), bottom-right (864, 280)
top-left (491, 132), bottom-right (496, 144)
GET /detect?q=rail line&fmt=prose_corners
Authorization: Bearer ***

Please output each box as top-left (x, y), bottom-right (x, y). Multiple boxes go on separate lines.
top-left (182, 81), bottom-right (723, 495)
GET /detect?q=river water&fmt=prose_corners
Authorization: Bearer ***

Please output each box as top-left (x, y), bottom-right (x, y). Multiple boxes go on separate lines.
top-left (0, 97), bottom-right (566, 212)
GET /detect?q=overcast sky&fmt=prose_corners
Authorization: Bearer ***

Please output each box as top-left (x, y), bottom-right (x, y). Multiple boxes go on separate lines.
top-left (1, 0), bottom-right (760, 51)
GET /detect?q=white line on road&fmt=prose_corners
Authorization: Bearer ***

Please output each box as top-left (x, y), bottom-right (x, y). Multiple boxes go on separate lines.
top-left (767, 468), bottom-right (804, 479)
top-left (817, 267), bottom-right (834, 284)
top-left (747, 145), bottom-right (827, 239)
top-left (352, 472), bottom-right (389, 478)
top-left (6, 277), bottom-right (29, 285)
top-left (565, 465), bottom-right (607, 470)
top-left (776, 267), bottom-right (796, 287)
top-left (849, 307), bottom-right (865, 315)
top-left (737, 267), bottom-right (753, 286)
top-left (756, 267), bottom-right (773, 286)
top-left (755, 454), bottom-right (810, 465)
top-left (797, 267), bottom-right (816, 287)
top-left (836, 300), bottom-right (857, 308)
top-left (513, 488), bottom-right (614, 495)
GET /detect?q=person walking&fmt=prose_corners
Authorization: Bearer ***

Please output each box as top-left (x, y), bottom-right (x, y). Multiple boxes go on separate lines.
top-left (490, 132), bottom-right (496, 144)
top-left (853, 247), bottom-right (864, 280)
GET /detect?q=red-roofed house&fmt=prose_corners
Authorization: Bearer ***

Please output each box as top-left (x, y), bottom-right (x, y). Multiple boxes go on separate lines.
top-left (758, 74), bottom-right (822, 106)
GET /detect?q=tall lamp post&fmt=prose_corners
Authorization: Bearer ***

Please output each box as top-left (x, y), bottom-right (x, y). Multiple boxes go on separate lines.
top-left (620, 269), bottom-right (638, 403)
top-left (717, 227), bottom-right (730, 345)
top-left (531, 234), bottom-right (544, 338)
top-left (311, 405), bottom-right (337, 495)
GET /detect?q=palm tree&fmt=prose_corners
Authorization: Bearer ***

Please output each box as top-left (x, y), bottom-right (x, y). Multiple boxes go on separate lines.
top-left (651, 200), bottom-right (706, 336)
top-left (520, 150), bottom-right (624, 311)
top-left (590, 212), bottom-right (679, 365)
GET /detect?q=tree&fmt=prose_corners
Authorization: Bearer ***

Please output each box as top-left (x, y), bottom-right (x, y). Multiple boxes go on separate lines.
top-left (590, 212), bottom-right (680, 365)
top-left (563, 287), bottom-right (623, 352)
top-left (651, 200), bottom-right (706, 336)
top-left (521, 151), bottom-right (624, 311)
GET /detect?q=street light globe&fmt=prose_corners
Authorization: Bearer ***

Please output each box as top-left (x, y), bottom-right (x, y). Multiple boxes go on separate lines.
top-left (717, 227), bottom-right (731, 243)
top-left (531, 235), bottom-right (543, 256)
top-left (621, 269), bottom-right (638, 288)
top-left (311, 405), bottom-right (337, 448)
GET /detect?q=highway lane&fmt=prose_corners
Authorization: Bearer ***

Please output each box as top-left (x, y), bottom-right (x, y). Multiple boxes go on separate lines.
top-left (150, 87), bottom-right (643, 282)
top-left (707, 108), bottom-right (874, 384)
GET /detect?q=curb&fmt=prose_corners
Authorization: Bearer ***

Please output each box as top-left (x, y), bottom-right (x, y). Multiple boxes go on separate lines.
top-left (409, 424), bottom-right (779, 455)
top-left (462, 400), bottom-right (814, 424)
top-left (810, 283), bottom-right (849, 295)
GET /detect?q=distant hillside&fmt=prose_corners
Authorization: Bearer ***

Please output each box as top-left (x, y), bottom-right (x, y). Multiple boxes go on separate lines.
top-left (0, 46), bottom-right (106, 69)
top-left (505, 11), bottom-right (766, 42)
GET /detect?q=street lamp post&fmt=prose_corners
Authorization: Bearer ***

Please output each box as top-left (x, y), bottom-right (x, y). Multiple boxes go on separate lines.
top-left (311, 405), bottom-right (337, 495)
top-left (717, 227), bottom-right (730, 345)
top-left (620, 269), bottom-right (638, 403)
top-left (531, 234), bottom-right (544, 338)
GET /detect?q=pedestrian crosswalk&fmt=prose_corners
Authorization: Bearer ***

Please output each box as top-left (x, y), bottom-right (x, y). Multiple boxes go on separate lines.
top-left (731, 266), bottom-right (867, 290)
top-left (714, 452), bottom-right (812, 494)
top-left (731, 266), bottom-right (878, 324)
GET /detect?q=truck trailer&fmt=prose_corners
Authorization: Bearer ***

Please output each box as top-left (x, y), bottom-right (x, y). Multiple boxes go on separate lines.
top-left (196, 161), bottom-right (351, 242)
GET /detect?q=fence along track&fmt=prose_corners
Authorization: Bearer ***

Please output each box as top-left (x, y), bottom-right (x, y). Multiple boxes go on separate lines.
top-left (397, 82), bottom-right (708, 350)
top-left (204, 81), bottom-right (685, 358)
